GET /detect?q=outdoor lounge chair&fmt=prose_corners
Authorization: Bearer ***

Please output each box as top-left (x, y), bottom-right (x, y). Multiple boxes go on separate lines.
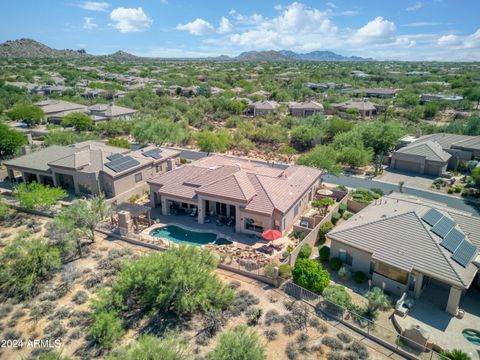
top-left (190, 207), bottom-right (197, 217)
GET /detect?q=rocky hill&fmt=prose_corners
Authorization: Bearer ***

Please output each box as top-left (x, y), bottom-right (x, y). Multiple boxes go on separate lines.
top-left (0, 38), bottom-right (88, 58)
top-left (237, 50), bottom-right (370, 61)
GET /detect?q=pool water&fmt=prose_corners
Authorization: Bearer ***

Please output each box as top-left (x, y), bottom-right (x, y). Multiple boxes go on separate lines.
top-left (150, 225), bottom-right (219, 246)
top-left (462, 329), bottom-right (480, 346)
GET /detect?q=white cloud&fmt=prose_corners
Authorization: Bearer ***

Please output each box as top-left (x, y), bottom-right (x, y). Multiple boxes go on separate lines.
top-left (326, 2), bottom-right (336, 9)
top-left (78, 1), bottom-right (110, 12)
top-left (403, 21), bottom-right (441, 27)
top-left (83, 17), bottom-right (98, 29)
top-left (406, 2), bottom-right (423, 11)
top-left (110, 7), bottom-right (152, 33)
top-left (438, 29), bottom-right (480, 49)
top-left (352, 16), bottom-right (396, 44)
top-left (218, 16), bottom-right (234, 33)
top-left (177, 18), bottom-right (214, 36)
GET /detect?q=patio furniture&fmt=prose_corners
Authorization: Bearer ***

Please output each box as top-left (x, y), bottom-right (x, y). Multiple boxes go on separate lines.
top-left (190, 207), bottom-right (197, 217)
top-left (395, 293), bottom-right (414, 318)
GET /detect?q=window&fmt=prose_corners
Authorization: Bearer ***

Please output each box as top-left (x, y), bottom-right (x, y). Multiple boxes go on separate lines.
top-left (245, 218), bottom-right (264, 233)
top-left (155, 165), bottom-right (161, 173)
top-left (134, 173), bottom-right (143, 183)
top-left (294, 204), bottom-right (299, 217)
top-left (369, 261), bottom-right (375, 275)
top-left (374, 262), bottom-right (409, 285)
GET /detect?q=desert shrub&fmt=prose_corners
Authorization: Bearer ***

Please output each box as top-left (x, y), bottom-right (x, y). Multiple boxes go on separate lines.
top-left (0, 304), bottom-right (13, 317)
top-left (297, 244), bottom-right (313, 259)
top-left (322, 285), bottom-right (352, 311)
top-left (282, 314), bottom-right (300, 335)
top-left (228, 281), bottom-right (241, 289)
top-left (84, 273), bottom-right (103, 289)
top-left (327, 351), bottom-right (344, 360)
top-left (319, 245), bottom-right (330, 261)
top-left (329, 257), bottom-right (342, 271)
top-left (232, 290), bottom-right (260, 316)
top-left (343, 351), bottom-right (360, 360)
top-left (203, 310), bottom-right (227, 338)
top-left (331, 212), bottom-right (341, 225)
top-left (337, 332), bottom-right (353, 344)
top-left (342, 211), bottom-right (353, 220)
top-left (338, 203), bottom-right (347, 215)
top-left (278, 264), bottom-right (292, 278)
top-left (440, 349), bottom-right (470, 360)
top-left (69, 329), bottom-right (82, 340)
top-left (297, 332), bottom-right (309, 344)
top-left (365, 287), bottom-right (392, 311)
top-left (321, 336), bottom-right (343, 351)
top-left (12, 309), bottom-right (26, 320)
top-left (308, 317), bottom-right (320, 329)
top-left (264, 328), bottom-right (278, 342)
top-left (208, 325), bottom-right (265, 360)
top-left (246, 308), bottom-right (262, 326)
top-left (44, 320), bottom-right (66, 340)
top-left (353, 271), bottom-right (366, 284)
top-left (90, 310), bottom-right (124, 349)
top-left (30, 301), bottom-right (56, 321)
top-left (283, 300), bottom-right (296, 312)
top-left (338, 266), bottom-right (350, 281)
top-left (54, 305), bottom-right (72, 319)
top-left (346, 342), bottom-right (369, 359)
top-left (7, 318), bottom-right (17, 327)
top-left (285, 341), bottom-right (298, 360)
top-left (264, 309), bottom-right (282, 326)
top-left (196, 332), bottom-right (210, 346)
top-left (72, 290), bottom-right (89, 305)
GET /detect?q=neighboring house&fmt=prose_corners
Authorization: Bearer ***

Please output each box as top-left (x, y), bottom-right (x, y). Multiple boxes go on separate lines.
top-left (148, 155), bottom-right (322, 235)
top-left (331, 100), bottom-right (378, 117)
top-left (245, 100), bottom-right (279, 116)
top-left (249, 90), bottom-right (272, 99)
top-left (34, 100), bottom-right (88, 124)
top-left (328, 193), bottom-right (480, 315)
top-left (420, 93), bottom-right (463, 103)
top-left (4, 141), bottom-right (180, 202)
top-left (87, 104), bottom-right (137, 122)
top-left (352, 88), bottom-right (397, 99)
top-left (288, 101), bottom-right (324, 117)
top-left (391, 133), bottom-right (480, 175)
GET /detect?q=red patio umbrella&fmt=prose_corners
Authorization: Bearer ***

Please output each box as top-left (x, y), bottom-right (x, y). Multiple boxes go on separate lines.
top-left (261, 229), bottom-right (282, 241)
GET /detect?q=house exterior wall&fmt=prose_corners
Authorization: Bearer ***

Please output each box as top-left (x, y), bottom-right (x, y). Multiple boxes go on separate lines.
top-left (329, 240), bottom-right (373, 275)
top-left (50, 167), bottom-right (99, 195)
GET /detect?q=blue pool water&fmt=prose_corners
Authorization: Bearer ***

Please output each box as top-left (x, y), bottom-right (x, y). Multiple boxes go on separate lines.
top-left (150, 225), bottom-right (231, 246)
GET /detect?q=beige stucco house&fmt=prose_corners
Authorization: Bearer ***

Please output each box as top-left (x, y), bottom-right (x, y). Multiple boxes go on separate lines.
top-left (4, 141), bottom-right (180, 202)
top-left (288, 101), bottom-right (324, 117)
top-left (148, 155), bottom-right (322, 235)
top-left (331, 100), bottom-right (378, 118)
top-left (328, 193), bottom-right (480, 315)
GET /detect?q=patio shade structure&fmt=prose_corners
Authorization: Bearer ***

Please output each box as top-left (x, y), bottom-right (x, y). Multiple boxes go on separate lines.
top-left (317, 188), bottom-right (333, 196)
top-left (262, 229), bottom-right (282, 241)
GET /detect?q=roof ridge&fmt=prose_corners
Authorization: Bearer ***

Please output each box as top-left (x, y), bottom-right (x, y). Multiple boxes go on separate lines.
top-left (413, 211), bottom-right (467, 287)
top-left (250, 173), bottom-right (275, 210)
top-left (232, 171), bottom-right (255, 200)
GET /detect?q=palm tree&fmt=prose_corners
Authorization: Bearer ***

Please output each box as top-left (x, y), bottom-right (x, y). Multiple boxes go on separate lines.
top-left (441, 349), bottom-right (471, 360)
top-left (365, 287), bottom-right (392, 311)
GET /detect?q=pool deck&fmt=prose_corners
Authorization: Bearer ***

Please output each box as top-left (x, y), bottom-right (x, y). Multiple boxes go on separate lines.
top-left (146, 209), bottom-right (262, 247)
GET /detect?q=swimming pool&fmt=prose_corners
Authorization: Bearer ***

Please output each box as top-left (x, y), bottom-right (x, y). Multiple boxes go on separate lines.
top-left (150, 225), bottom-right (231, 246)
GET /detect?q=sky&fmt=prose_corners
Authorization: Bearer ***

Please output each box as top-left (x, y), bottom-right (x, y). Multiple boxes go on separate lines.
top-left (1, 0), bottom-right (480, 61)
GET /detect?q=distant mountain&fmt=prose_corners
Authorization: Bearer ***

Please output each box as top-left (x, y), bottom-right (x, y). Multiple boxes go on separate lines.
top-left (0, 38), bottom-right (89, 58)
top-left (0, 39), bottom-right (372, 61)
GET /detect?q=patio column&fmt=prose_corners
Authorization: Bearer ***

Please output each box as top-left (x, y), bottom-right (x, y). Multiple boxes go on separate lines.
top-left (235, 205), bottom-right (241, 233)
top-left (197, 197), bottom-right (204, 224)
top-left (7, 169), bottom-right (15, 181)
top-left (413, 273), bottom-right (424, 299)
top-left (161, 197), bottom-right (168, 215)
top-left (446, 286), bottom-right (462, 315)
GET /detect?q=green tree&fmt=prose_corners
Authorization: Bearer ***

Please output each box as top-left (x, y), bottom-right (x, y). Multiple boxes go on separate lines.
top-left (292, 259), bottom-right (330, 294)
top-left (61, 112), bottom-right (93, 131)
top-left (440, 349), bottom-right (471, 360)
top-left (196, 130), bottom-right (230, 155)
top-left (15, 182), bottom-right (67, 210)
top-left (7, 104), bottom-right (44, 127)
top-left (90, 310), bottom-right (125, 349)
top-left (52, 196), bottom-right (110, 257)
top-left (322, 285), bottom-right (352, 309)
top-left (297, 145), bottom-right (341, 175)
top-left (208, 325), bottom-right (265, 360)
top-left (297, 244), bottom-right (312, 259)
top-left (0, 233), bottom-right (61, 299)
top-left (43, 129), bottom-right (99, 146)
top-left (107, 332), bottom-right (192, 360)
top-left (93, 246), bottom-right (234, 316)
top-left (0, 122), bottom-right (27, 156)
top-left (289, 125), bottom-right (321, 152)
top-left (107, 137), bottom-right (130, 149)
top-left (323, 117), bottom-right (353, 142)
top-left (337, 145), bottom-right (373, 168)
top-left (133, 117), bottom-right (190, 146)
top-left (312, 197), bottom-right (335, 215)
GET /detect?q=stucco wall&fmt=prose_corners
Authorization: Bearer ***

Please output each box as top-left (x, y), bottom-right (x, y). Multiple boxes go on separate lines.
top-left (330, 241), bottom-right (372, 275)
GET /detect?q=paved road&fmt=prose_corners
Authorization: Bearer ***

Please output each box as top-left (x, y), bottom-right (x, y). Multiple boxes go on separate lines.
top-left (168, 147), bottom-right (480, 216)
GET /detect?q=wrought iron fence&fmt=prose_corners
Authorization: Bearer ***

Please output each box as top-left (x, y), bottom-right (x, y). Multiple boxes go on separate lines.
top-left (281, 280), bottom-right (447, 360)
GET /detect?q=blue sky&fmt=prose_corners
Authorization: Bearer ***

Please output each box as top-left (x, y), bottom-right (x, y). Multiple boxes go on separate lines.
top-left (1, 0), bottom-right (479, 60)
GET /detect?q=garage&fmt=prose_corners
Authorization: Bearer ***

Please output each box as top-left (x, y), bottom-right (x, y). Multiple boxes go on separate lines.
top-left (424, 162), bottom-right (442, 176)
top-left (393, 159), bottom-right (422, 173)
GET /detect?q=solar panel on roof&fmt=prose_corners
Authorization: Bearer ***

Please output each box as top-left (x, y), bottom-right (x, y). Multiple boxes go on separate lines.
top-left (422, 208), bottom-right (443, 226)
top-left (105, 156), bottom-right (140, 173)
top-left (107, 153), bottom-right (123, 161)
top-left (451, 240), bottom-right (477, 267)
top-left (440, 228), bottom-right (464, 252)
top-left (143, 148), bottom-right (163, 160)
top-left (431, 217), bottom-right (456, 238)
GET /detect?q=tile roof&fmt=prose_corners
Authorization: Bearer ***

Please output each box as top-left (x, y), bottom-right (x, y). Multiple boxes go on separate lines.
top-left (395, 140), bottom-right (452, 162)
top-left (332, 100), bottom-right (377, 111)
top-left (148, 155), bottom-right (321, 215)
top-left (328, 193), bottom-right (479, 288)
top-left (415, 133), bottom-right (480, 151)
top-left (3, 145), bottom-right (77, 172)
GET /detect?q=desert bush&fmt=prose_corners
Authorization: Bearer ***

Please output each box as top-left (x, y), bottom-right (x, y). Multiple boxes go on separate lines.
top-left (285, 341), bottom-right (298, 360)
top-left (72, 290), bottom-right (89, 305)
top-left (232, 290), bottom-right (259, 316)
top-left (353, 271), bottom-right (366, 284)
top-left (84, 273), bottom-right (103, 289)
top-left (331, 212), bottom-right (341, 225)
top-left (298, 244), bottom-right (313, 259)
top-left (196, 332), bottom-right (210, 346)
top-left (282, 314), bottom-right (299, 335)
top-left (246, 308), bottom-right (262, 326)
top-left (264, 309), bottom-right (282, 326)
top-left (12, 309), bottom-right (26, 320)
top-left (30, 301), bottom-right (56, 321)
top-left (69, 329), bottom-right (82, 340)
top-left (203, 310), bottom-right (226, 338)
top-left (278, 264), bottom-right (292, 278)
top-left (337, 332), bottom-right (353, 344)
top-left (338, 266), bottom-right (350, 281)
top-left (44, 320), bottom-right (66, 339)
top-left (343, 351), bottom-right (360, 360)
top-left (319, 245), bottom-right (330, 261)
top-left (264, 328), bottom-right (278, 342)
top-left (0, 304), bottom-right (13, 317)
top-left (292, 259), bottom-right (330, 294)
top-left (54, 306), bottom-right (73, 320)
top-left (345, 341), bottom-right (369, 359)
top-left (4, 329), bottom-right (21, 340)
top-left (228, 281), bottom-right (241, 289)
top-left (327, 351), bottom-right (344, 360)
top-left (321, 336), bottom-right (343, 351)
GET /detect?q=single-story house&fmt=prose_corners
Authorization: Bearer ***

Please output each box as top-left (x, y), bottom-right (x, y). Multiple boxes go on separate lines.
top-left (420, 94), bottom-right (463, 103)
top-left (391, 133), bottom-right (480, 175)
top-left (87, 104), bottom-right (137, 122)
top-left (35, 100), bottom-right (87, 123)
top-left (249, 90), bottom-right (272, 99)
top-left (148, 155), bottom-right (322, 235)
top-left (245, 101), bottom-right (279, 116)
top-left (331, 100), bottom-right (378, 118)
top-left (288, 101), bottom-right (324, 117)
top-left (352, 88), bottom-right (397, 99)
top-left (4, 141), bottom-right (180, 202)
top-left (328, 193), bottom-right (480, 315)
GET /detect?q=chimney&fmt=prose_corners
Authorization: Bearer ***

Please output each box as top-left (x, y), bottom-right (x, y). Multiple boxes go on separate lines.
top-left (167, 158), bottom-right (176, 171)
top-left (21, 145), bottom-right (30, 155)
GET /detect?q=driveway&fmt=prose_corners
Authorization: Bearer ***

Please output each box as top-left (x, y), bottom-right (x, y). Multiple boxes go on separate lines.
top-left (377, 169), bottom-right (436, 190)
